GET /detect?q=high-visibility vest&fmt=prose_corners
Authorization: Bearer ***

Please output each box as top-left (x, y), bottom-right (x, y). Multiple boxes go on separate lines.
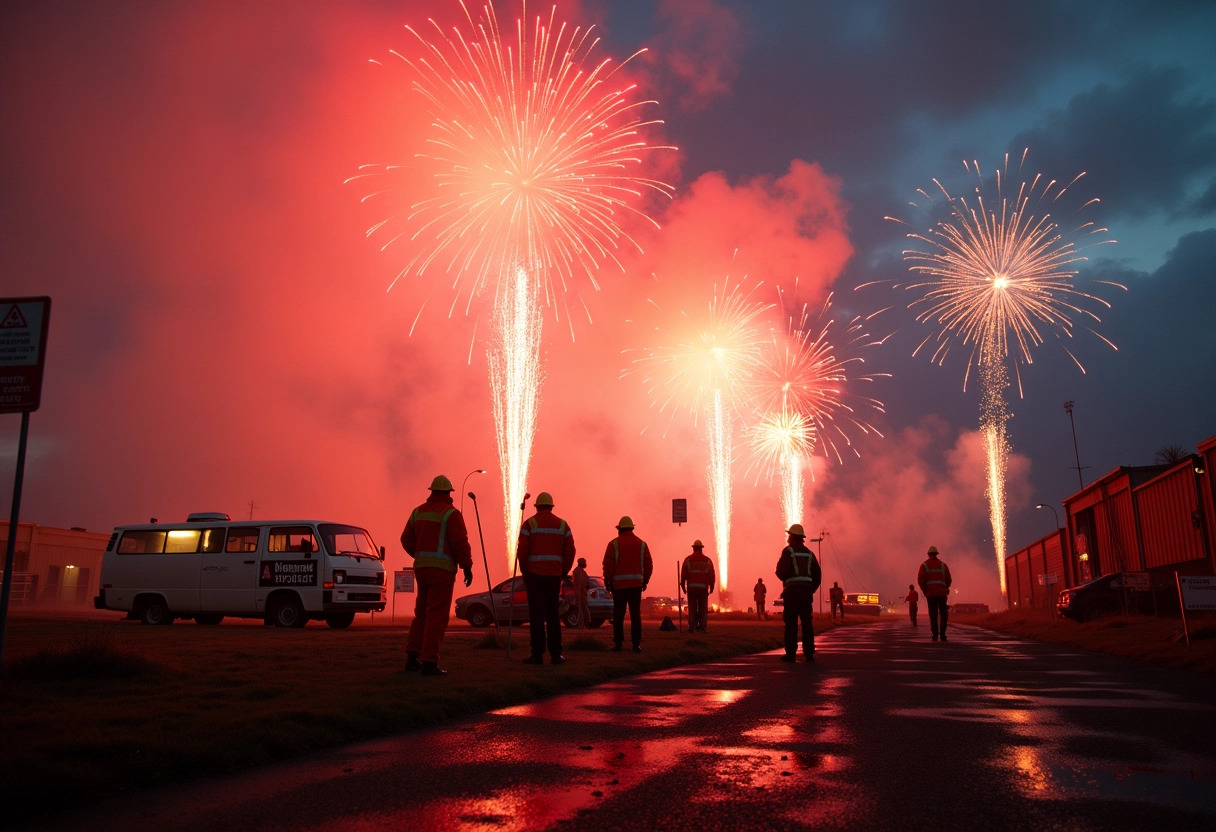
top-left (921, 559), bottom-right (949, 595)
top-left (783, 547), bottom-right (817, 588)
top-left (410, 506), bottom-right (458, 573)
top-left (610, 539), bottom-right (648, 588)
top-left (519, 515), bottom-right (571, 574)
top-left (684, 555), bottom-right (713, 591)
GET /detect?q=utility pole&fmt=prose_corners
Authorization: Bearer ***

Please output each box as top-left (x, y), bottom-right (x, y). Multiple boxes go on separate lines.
top-left (810, 532), bottom-right (825, 613)
top-left (1064, 401), bottom-right (1086, 489)
top-left (247, 500), bottom-right (257, 520)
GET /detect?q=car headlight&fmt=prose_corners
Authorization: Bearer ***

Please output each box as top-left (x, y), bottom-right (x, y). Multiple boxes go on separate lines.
top-left (332, 570), bottom-right (346, 584)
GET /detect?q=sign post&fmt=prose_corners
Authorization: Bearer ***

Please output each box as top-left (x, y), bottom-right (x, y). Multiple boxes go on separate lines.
top-left (1, 296), bottom-right (52, 676)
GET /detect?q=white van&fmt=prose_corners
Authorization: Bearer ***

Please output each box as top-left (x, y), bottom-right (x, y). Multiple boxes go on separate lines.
top-left (94, 513), bottom-right (387, 628)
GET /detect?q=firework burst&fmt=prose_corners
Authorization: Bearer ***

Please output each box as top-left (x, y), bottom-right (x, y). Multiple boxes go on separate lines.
top-left (351, 0), bottom-right (672, 565)
top-left (627, 280), bottom-right (773, 592)
top-left (748, 286), bottom-right (888, 527)
top-left (889, 150), bottom-right (1122, 594)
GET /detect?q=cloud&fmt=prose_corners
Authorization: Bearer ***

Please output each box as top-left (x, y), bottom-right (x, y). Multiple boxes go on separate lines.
top-left (1013, 67), bottom-right (1216, 222)
top-left (652, 0), bottom-right (743, 112)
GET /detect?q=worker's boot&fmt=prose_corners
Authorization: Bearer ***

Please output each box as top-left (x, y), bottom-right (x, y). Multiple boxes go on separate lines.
top-left (405, 651), bottom-right (422, 672)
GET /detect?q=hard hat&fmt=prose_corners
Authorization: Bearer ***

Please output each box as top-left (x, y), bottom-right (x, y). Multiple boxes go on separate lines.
top-left (692, 539), bottom-right (704, 548)
top-left (617, 515), bottom-right (635, 530)
top-left (927, 545), bottom-right (939, 555)
top-left (786, 523), bottom-right (806, 537)
top-left (429, 474), bottom-right (454, 492)
top-left (534, 491), bottom-right (554, 507)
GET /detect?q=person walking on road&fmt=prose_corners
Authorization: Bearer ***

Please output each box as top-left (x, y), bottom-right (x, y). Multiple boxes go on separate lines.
top-left (917, 545), bottom-right (952, 642)
top-left (681, 540), bottom-right (715, 633)
top-left (904, 584), bottom-right (919, 627)
top-left (572, 557), bottom-right (591, 630)
top-left (775, 523), bottom-right (822, 662)
top-left (829, 582), bottom-right (845, 618)
top-left (753, 578), bottom-right (768, 620)
top-left (603, 516), bottom-right (653, 653)
top-left (518, 491), bottom-right (576, 665)
top-left (400, 474), bottom-right (474, 676)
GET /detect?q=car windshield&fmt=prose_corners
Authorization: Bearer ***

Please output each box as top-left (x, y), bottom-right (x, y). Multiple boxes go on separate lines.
top-left (320, 524), bottom-right (380, 559)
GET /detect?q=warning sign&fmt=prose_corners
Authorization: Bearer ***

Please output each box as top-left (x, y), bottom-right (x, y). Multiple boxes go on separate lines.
top-left (259, 559), bottom-right (318, 587)
top-left (1, 296), bottom-right (51, 414)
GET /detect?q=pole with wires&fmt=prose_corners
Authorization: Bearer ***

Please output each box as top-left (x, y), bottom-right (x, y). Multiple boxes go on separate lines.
top-left (467, 491), bottom-right (499, 642)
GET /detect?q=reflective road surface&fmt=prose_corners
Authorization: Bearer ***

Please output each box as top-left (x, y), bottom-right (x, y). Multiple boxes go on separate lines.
top-left (31, 623), bottom-right (1216, 831)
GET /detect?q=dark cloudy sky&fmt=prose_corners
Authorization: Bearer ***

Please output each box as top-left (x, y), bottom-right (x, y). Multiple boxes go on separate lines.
top-left (3, 0), bottom-right (1214, 609)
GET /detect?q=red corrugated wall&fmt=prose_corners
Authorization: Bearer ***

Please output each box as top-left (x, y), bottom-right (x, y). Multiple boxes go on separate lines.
top-left (1136, 464), bottom-right (1205, 568)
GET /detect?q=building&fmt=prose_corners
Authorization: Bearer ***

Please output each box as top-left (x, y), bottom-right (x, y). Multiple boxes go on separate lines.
top-left (1005, 433), bottom-right (1215, 609)
top-left (0, 522), bottom-right (109, 606)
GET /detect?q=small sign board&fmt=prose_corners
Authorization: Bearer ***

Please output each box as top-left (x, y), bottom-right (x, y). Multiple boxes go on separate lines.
top-left (1123, 571), bottom-right (1151, 592)
top-left (0, 296), bottom-right (51, 414)
top-left (1037, 572), bottom-right (1059, 586)
top-left (1179, 576), bottom-right (1216, 611)
top-left (672, 498), bottom-right (687, 525)
top-left (394, 569), bottom-right (415, 593)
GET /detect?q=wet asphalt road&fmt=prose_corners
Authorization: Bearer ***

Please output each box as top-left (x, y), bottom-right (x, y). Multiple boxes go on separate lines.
top-left (30, 622), bottom-right (1216, 831)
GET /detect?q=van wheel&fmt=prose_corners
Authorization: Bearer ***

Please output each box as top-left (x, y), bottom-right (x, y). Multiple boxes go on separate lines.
top-left (140, 598), bottom-right (173, 626)
top-left (466, 605), bottom-right (492, 628)
top-left (562, 608), bottom-right (580, 628)
top-left (325, 612), bottom-right (355, 629)
top-left (271, 596), bottom-right (307, 628)
top-left (195, 614), bottom-right (224, 626)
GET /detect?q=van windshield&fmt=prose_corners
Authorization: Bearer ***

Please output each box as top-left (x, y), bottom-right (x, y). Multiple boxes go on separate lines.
top-left (321, 525), bottom-right (380, 559)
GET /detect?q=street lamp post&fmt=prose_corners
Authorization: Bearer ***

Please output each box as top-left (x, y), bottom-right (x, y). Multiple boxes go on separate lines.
top-left (460, 469), bottom-right (486, 512)
top-left (1034, 503), bottom-right (1061, 530)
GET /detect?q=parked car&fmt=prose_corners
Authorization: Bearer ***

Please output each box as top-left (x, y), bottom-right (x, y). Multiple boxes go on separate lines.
top-left (454, 574), bottom-right (612, 628)
top-left (1055, 572), bottom-right (1179, 622)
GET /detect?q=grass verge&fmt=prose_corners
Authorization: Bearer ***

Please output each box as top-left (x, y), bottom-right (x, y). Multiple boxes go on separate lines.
top-left (0, 613), bottom-right (834, 821)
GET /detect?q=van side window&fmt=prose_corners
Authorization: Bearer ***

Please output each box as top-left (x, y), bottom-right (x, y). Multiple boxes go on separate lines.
top-left (118, 531), bottom-right (167, 554)
top-left (165, 530), bottom-right (202, 553)
top-left (200, 528), bottom-right (226, 553)
top-left (226, 528), bottom-right (260, 553)
top-left (269, 526), bottom-right (316, 554)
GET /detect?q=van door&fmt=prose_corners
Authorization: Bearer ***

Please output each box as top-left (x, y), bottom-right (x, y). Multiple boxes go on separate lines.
top-left (201, 526), bottom-right (260, 612)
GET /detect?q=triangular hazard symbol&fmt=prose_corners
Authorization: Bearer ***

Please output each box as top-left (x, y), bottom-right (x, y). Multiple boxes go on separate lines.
top-left (1, 305), bottom-right (28, 329)
top-left (262, 564), bottom-right (271, 580)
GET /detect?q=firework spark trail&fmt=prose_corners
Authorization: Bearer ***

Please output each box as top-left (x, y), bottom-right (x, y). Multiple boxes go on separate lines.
top-left (627, 280), bottom-right (773, 593)
top-left (488, 266), bottom-right (544, 563)
top-left (748, 288), bottom-right (887, 527)
top-left (352, 1), bottom-right (672, 566)
top-left (890, 150), bottom-right (1122, 596)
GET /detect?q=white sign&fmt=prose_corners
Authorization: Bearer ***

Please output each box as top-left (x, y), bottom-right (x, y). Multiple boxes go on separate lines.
top-left (394, 569), bottom-right (415, 593)
top-left (1179, 576), bottom-right (1216, 611)
top-left (0, 296), bottom-right (51, 413)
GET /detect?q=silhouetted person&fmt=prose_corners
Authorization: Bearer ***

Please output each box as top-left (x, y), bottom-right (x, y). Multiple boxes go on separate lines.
top-left (680, 539), bottom-right (715, 633)
top-left (829, 582), bottom-right (845, 618)
top-left (904, 584), bottom-right (919, 627)
top-left (401, 474), bottom-right (473, 676)
top-left (754, 578), bottom-right (768, 620)
top-left (572, 557), bottom-right (591, 629)
top-left (603, 516), bottom-right (653, 653)
top-left (917, 545), bottom-right (952, 642)
top-left (775, 523), bottom-right (822, 662)
top-left (518, 491), bottom-right (576, 665)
